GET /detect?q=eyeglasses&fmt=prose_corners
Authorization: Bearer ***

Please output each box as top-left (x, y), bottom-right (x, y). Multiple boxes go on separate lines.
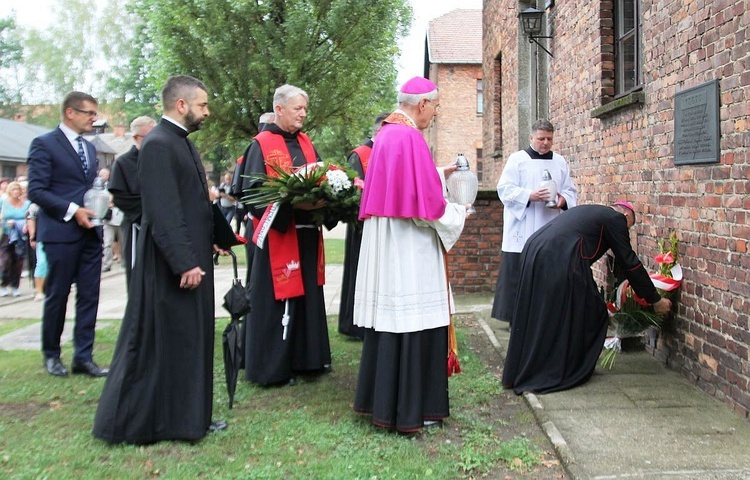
top-left (72, 108), bottom-right (98, 117)
top-left (426, 100), bottom-right (441, 113)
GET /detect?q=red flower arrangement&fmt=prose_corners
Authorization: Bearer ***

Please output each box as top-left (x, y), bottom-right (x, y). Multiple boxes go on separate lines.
top-left (601, 231), bottom-right (682, 368)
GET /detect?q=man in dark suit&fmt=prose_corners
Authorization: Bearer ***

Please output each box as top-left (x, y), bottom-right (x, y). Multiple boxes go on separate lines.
top-left (27, 91), bottom-right (108, 378)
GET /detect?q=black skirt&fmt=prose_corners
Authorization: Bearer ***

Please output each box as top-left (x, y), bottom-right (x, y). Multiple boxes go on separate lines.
top-left (338, 223), bottom-right (365, 339)
top-left (353, 326), bottom-right (449, 433)
top-left (491, 252), bottom-right (522, 323)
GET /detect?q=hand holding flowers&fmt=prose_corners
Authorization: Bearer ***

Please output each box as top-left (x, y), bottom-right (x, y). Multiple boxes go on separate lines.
top-left (601, 231), bottom-right (681, 368)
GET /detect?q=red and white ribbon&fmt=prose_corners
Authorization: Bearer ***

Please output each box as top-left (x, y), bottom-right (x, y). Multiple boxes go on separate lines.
top-left (608, 263), bottom-right (683, 314)
top-left (252, 201), bottom-right (280, 249)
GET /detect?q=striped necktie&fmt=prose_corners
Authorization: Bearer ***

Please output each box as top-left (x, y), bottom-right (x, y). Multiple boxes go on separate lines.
top-left (76, 136), bottom-right (89, 177)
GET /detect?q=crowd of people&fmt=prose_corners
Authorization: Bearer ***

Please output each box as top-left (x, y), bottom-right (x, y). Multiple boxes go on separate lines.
top-left (8, 73), bottom-right (674, 446)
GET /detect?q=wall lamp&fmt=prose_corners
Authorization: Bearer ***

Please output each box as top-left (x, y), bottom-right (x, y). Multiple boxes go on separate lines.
top-left (519, 7), bottom-right (553, 57)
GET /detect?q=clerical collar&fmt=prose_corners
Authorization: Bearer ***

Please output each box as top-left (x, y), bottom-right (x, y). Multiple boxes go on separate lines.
top-left (162, 115), bottom-right (188, 132)
top-left (524, 146), bottom-right (554, 159)
top-left (266, 123), bottom-right (300, 139)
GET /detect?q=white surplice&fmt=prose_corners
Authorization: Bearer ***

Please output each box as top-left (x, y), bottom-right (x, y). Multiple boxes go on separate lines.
top-left (497, 150), bottom-right (578, 253)
top-left (354, 191), bottom-right (466, 334)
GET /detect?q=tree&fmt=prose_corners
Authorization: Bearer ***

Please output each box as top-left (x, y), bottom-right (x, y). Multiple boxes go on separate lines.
top-left (20, 0), bottom-right (101, 101)
top-left (134, 0), bottom-right (412, 161)
top-left (99, 0), bottom-right (161, 122)
top-left (0, 16), bottom-right (23, 104)
top-left (7, 0), bottom-right (157, 123)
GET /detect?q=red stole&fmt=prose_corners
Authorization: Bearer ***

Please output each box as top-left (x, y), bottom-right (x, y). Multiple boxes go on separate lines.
top-left (352, 145), bottom-right (372, 176)
top-left (253, 130), bottom-right (325, 300)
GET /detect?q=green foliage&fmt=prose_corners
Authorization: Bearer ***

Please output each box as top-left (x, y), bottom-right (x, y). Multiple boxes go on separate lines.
top-left (602, 230), bottom-right (680, 369)
top-left (20, 0), bottom-right (101, 100)
top-left (3, 0), bottom-right (156, 121)
top-left (134, 0), bottom-right (411, 157)
top-left (457, 427), bottom-right (541, 474)
top-left (0, 16), bottom-right (23, 103)
top-left (657, 230), bottom-right (679, 277)
top-left (244, 159), bottom-right (362, 225)
top-left (323, 238), bottom-right (345, 264)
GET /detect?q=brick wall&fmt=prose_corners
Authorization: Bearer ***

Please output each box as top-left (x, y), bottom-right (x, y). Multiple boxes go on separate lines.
top-left (483, 0), bottom-right (750, 417)
top-left (448, 190), bottom-right (502, 293)
top-left (427, 63), bottom-right (484, 169)
top-left (482, 1), bottom-right (521, 187)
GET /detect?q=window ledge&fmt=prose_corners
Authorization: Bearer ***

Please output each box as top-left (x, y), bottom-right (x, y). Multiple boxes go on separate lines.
top-left (591, 91), bottom-right (645, 118)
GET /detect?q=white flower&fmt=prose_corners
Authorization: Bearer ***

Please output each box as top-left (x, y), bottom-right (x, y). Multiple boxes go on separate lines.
top-left (293, 161), bottom-right (325, 179)
top-left (326, 169), bottom-right (352, 195)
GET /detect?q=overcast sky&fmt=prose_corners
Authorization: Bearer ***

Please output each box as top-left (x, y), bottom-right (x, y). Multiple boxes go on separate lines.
top-left (1, 0), bottom-right (482, 88)
top-left (396, 0), bottom-right (483, 84)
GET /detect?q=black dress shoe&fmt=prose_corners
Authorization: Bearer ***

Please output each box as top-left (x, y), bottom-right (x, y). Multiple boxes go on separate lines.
top-left (71, 360), bottom-right (109, 377)
top-left (207, 420), bottom-right (228, 433)
top-left (44, 357), bottom-right (69, 377)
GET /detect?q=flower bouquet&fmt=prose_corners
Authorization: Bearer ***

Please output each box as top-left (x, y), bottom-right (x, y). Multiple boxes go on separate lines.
top-left (242, 159), bottom-right (364, 227)
top-left (600, 231), bottom-right (682, 369)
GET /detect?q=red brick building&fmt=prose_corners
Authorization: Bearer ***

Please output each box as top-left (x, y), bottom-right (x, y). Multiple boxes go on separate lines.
top-left (423, 9), bottom-right (485, 181)
top-left (481, 1), bottom-right (750, 417)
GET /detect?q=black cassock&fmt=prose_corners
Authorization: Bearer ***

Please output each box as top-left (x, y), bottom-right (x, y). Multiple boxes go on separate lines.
top-left (337, 139), bottom-right (371, 340)
top-left (239, 124), bottom-right (332, 385)
top-left (93, 120), bottom-right (215, 444)
top-left (107, 145), bottom-right (141, 287)
top-left (502, 205), bottom-right (661, 394)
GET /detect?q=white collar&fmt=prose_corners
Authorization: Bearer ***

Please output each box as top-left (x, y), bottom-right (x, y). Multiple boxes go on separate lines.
top-left (59, 123), bottom-right (84, 142)
top-left (162, 115), bottom-right (188, 132)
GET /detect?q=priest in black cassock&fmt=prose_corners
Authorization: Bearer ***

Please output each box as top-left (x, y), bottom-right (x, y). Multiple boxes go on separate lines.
top-left (239, 84), bottom-right (332, 386)
top-left (502, 203), bottom-right (672, 395)
top-left (93, 75), bottom-right (225, 444)
top-left (107, 115), bottom-right (155, 287)
top-left (337, 112), bottom-right (388, 340)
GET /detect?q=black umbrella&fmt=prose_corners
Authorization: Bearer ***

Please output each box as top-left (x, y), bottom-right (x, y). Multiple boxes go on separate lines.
top-left (215, 250), bottom-right (252, 409)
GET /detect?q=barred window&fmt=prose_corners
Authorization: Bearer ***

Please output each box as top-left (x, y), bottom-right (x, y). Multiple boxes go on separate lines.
top-left (615, 0), bottom-right (642, 95)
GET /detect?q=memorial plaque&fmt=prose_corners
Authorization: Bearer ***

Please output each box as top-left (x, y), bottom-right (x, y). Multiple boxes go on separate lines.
top-left (674, 80), bottom-right (720, 165)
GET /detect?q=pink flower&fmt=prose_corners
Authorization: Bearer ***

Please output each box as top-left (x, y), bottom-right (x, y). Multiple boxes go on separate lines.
top-left (354, 177), bottom-right (365, 189)
top-left (655, 252), bottom-right (675, 264)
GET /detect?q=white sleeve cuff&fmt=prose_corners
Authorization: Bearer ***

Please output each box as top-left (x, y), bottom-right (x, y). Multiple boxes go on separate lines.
top-left (64, 203), bottom-right (79, 222)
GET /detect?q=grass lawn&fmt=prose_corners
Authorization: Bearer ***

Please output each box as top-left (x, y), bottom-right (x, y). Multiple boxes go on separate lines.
top-left (0, 313), bottom-right (560, 479)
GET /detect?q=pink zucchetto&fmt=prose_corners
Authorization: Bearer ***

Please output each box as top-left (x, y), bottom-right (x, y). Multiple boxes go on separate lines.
top-left (399, 76), bottom-right (437, 94)
top-left (612, 201), bottom-right (635, 213)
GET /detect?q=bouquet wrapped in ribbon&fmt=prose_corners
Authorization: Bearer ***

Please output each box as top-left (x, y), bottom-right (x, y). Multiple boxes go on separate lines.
top-left (601, 231), bottom-right (682, 368)
top-left (242, 160), bottom-right (364, 227)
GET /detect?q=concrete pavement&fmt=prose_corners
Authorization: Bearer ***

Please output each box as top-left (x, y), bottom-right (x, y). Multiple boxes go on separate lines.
top-left (468, 301), bottom-right (750, 480)
top-left (2, 248), bottom-right (750, 479)
top-left (0, 262), bottom-right (343, 350)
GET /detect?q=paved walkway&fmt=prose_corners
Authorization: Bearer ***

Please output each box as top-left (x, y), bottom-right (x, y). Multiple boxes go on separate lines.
top-left (467, 301), bottom-right (750, 479)
top-left (0, 262), bottom-right (342, 350)
top-left (2, 255), bottom-right (750, 479)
